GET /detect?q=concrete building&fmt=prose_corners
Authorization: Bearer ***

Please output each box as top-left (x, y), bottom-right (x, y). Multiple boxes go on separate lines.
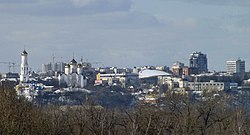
top-left (20, 50), bottom-right (29, 83)
top-left (227, 59), bottom-right (245, 74)
top-left (54, 62), bottom-right (66, 73)
top-left (172, 61), bottom-right (184, 77)
top-left (133, 67), bottom-right (141, 74)
top-left (42, 62), bottom-right (66, 74)
top-left (189, 51), bottom-right (208, 74)
top-left (42, 63), bottom-right (52, 73)
top-left (188, 80), bottom-right (230, 91)
top-left (182, 66), bottom-right (190, 76)
top-left (96, 72), bottom-right (139, 88)
top-left (159, 76), bottom-right (188, 90)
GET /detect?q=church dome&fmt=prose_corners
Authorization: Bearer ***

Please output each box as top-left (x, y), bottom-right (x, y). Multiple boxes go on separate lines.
top-left (70, 59), bottom-right (77, 64)
top-left (77, 64), bottom-right (82, 68)
top-left (21, 50), bottom-right (28, 55)
top-left (65, 64), bottom-right (70, 68)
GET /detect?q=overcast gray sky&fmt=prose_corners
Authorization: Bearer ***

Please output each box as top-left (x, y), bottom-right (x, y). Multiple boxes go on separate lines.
top-left (0, 0), bottom-right (250, 73)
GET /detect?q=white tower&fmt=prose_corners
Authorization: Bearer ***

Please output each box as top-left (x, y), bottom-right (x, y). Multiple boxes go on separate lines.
top-left (20, 50), bottom-right (29, 83)
top-left (65, 64), bottom-right (70, 75)
top-left (77, 64), bottom-right (83, 74)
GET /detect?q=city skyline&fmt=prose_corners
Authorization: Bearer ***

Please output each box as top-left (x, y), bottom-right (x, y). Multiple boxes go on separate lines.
top-left (0, 0), bottom-right (250, 72)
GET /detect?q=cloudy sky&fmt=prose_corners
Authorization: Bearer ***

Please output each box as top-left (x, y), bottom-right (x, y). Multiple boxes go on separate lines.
top-left (0, 0), bottom-right (250, 72)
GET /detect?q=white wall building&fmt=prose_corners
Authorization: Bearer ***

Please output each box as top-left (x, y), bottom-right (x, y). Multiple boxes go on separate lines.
top-left (188, 80), bottom-right (230, 91)
top-left (159, 76), bottom-right (188, 90)
top-left (227, 59), bottom-right (245, 74)
top-left (97, 73), bottom-right (139, 88)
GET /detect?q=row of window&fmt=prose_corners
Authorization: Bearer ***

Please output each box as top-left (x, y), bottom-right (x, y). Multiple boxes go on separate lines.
top-left (188, 83), bottom-right (223, 86)
top-left (21, 67), bottom-right (28, 70)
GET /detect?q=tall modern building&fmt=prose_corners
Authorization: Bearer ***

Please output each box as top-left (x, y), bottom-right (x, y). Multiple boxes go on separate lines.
top-left (226, 59), bottom-right (245, 74)
top-left (189, 51), bottom-right (208, 74)
top-left (20, 50), bottom-right (29, 82)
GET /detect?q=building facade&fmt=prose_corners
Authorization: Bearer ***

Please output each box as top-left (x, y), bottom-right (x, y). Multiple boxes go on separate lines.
top-left (172, 61), bottom-right (184, 77)
top-left (189, 51), bottom-right (208, 74)
top-left (226, 59), bottom-right (245, 74)
top-left (42, 63), bottom-right (52, 73)
top-left (54, 62), bottom-right (66, 73)
top-left (188, 80), bottom-right (230, 91)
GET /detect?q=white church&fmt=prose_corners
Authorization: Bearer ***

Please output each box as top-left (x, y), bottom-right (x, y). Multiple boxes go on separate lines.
top-left (58, 58), bottom-right (87, 88)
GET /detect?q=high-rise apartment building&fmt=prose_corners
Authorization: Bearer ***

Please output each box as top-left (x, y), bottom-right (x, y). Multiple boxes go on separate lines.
top-left (189, 51), bottom-right (208, 74)
top-left (226, 59), bottom-right (245, 74)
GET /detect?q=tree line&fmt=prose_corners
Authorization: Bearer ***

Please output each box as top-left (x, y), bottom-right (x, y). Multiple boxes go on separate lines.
top-left (0, 84), bottom-right (250, 135)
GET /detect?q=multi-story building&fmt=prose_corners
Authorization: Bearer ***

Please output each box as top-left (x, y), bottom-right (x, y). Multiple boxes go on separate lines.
top-left (172, 61), bottom-right (184, 77)
top-left (226, 59), bottom-right (245, 74)
top-left (100, 73), bottom-right (139, 88)
top-left (188, 80), bottom-right (230, 91)
top-left (182, 66), bottom-right (190, 76)
top-left (54, 62), bottom-right (66, 73)
top-left (189, 51), bottom-right (208, 74)
top-left (42, 63), bottom-right (53, 73)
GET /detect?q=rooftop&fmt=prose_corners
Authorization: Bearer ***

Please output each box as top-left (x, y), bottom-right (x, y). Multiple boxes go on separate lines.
top-left (139, 69), bottom-right (172, 79)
